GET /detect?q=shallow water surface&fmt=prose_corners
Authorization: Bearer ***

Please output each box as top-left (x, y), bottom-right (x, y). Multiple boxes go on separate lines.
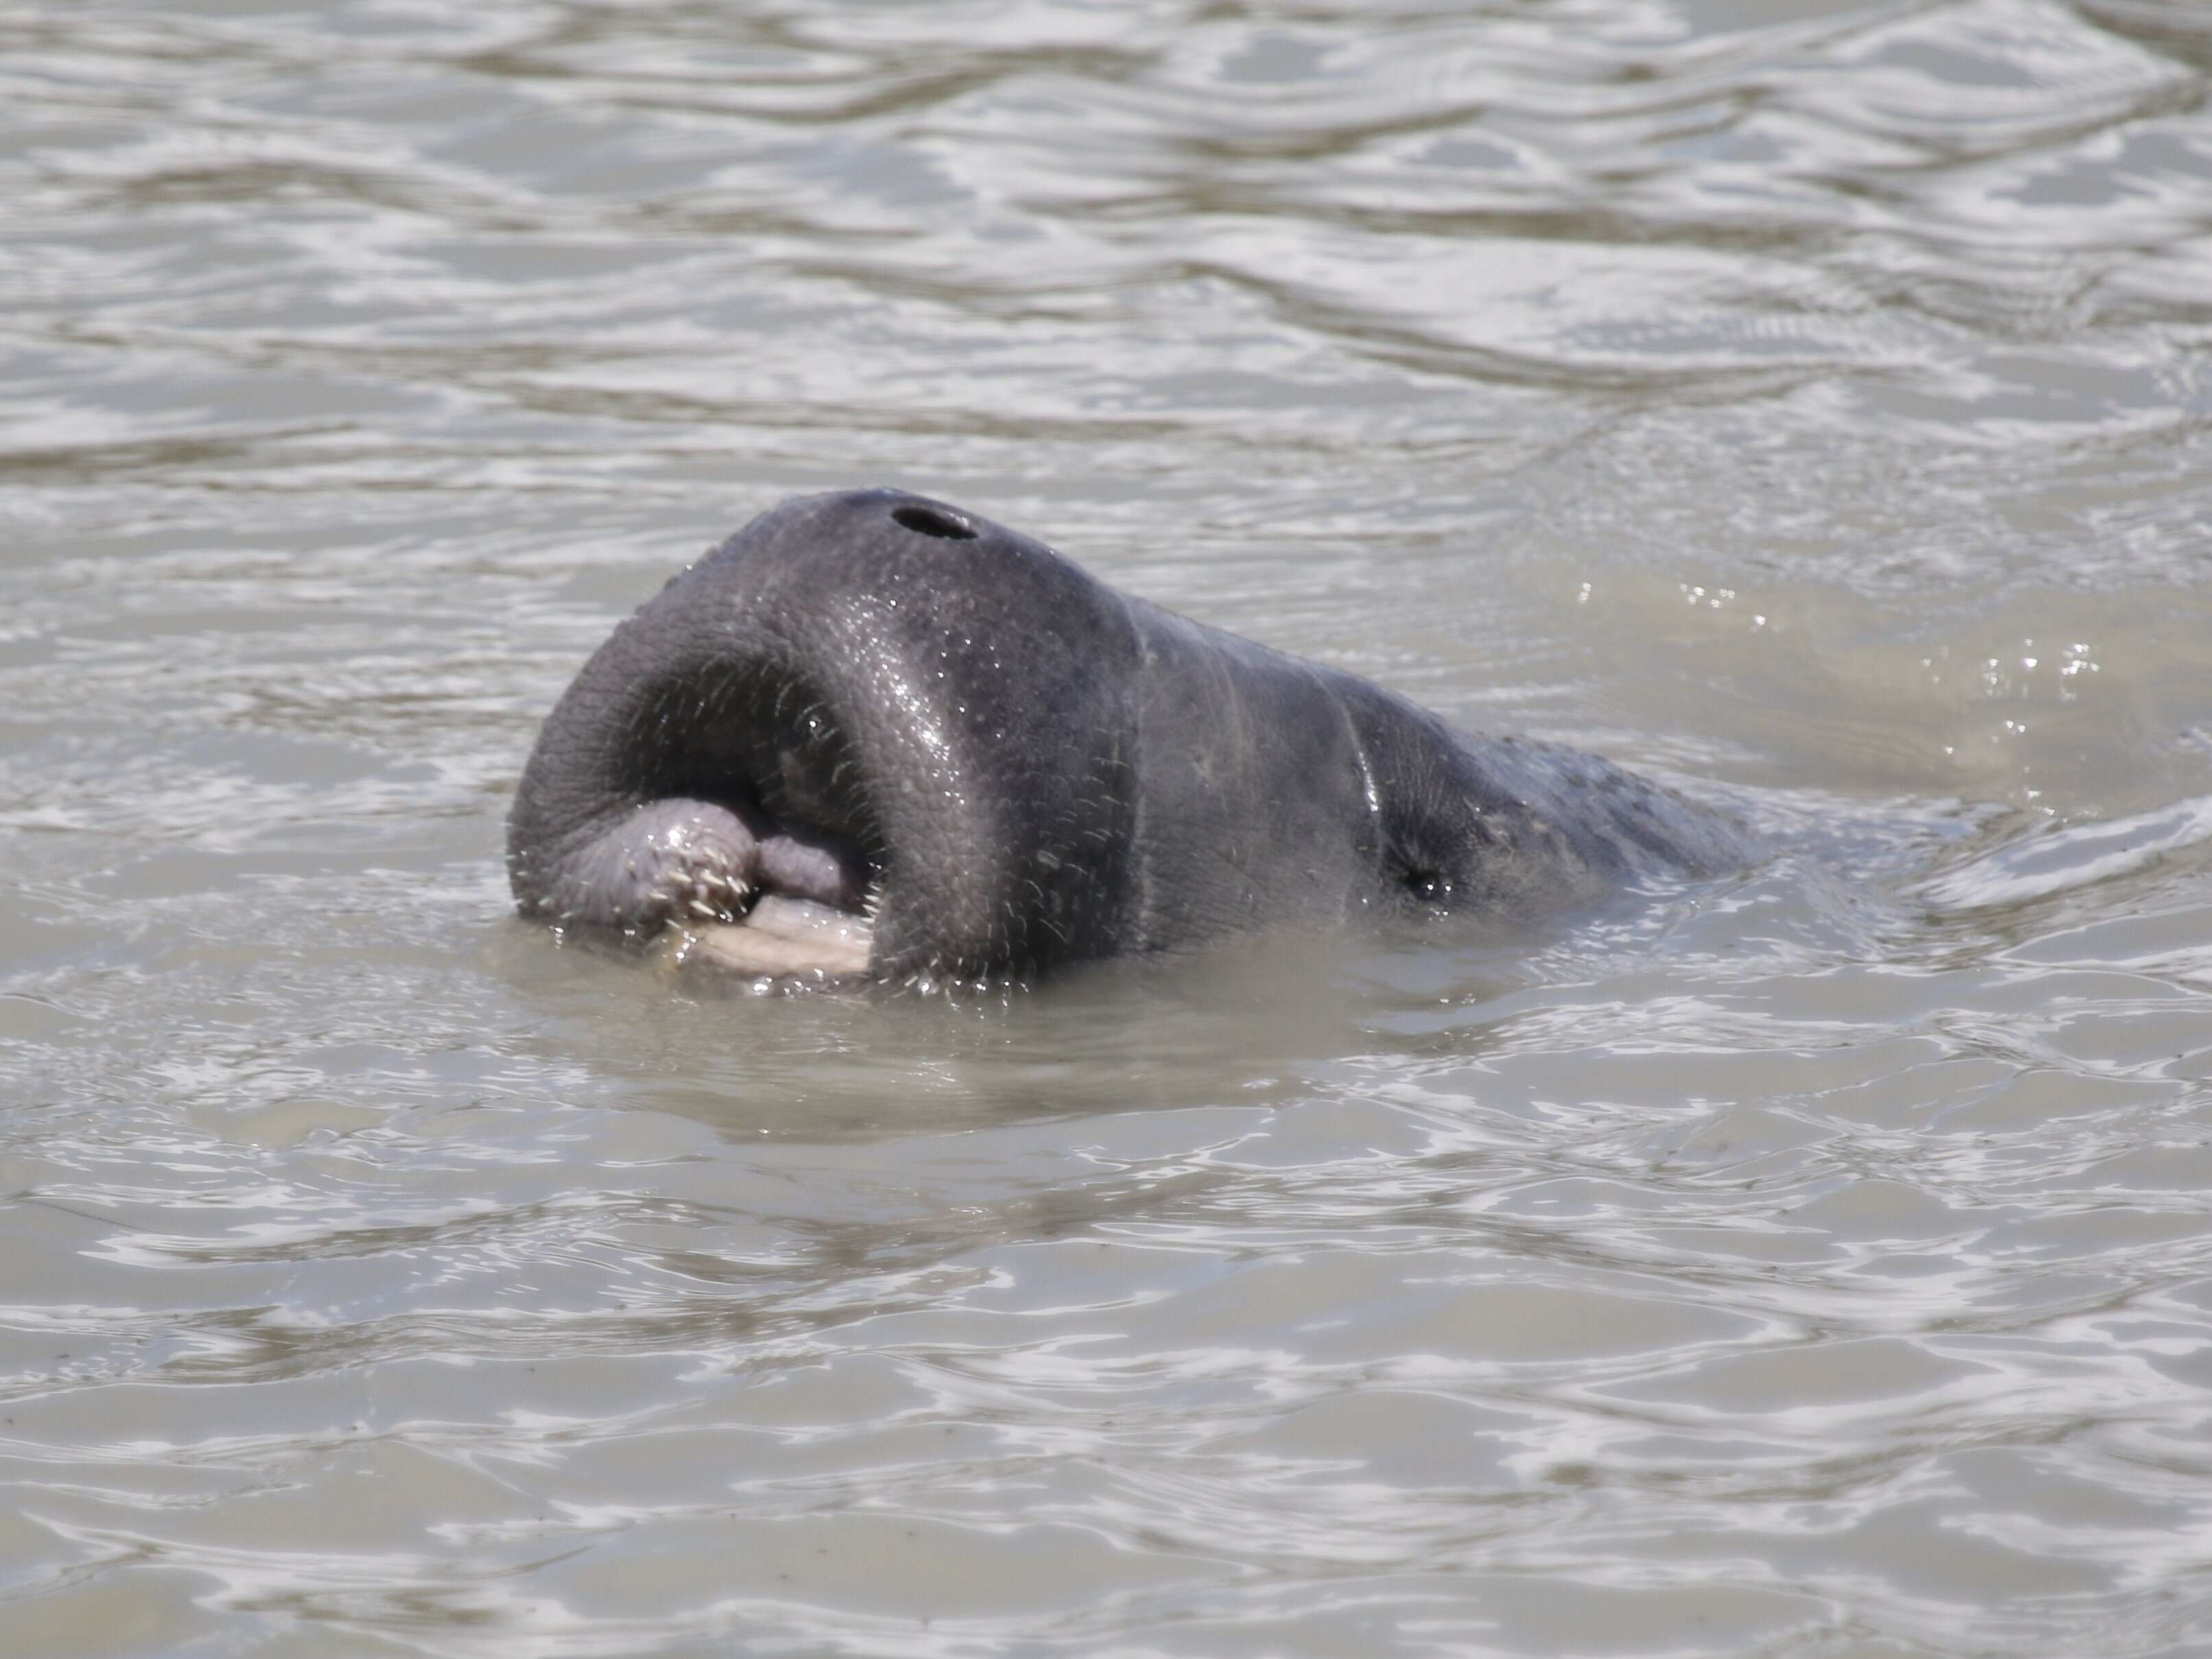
top-left (5, 1), bottom-right (2212, 1654)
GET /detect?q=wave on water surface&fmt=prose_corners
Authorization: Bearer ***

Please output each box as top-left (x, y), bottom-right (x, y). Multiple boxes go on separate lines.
top-left (2, 1), bottom-right (2212, 1655)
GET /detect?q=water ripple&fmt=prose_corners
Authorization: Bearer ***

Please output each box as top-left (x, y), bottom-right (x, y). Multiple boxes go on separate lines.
top-left (5, 0), bottom-right (2212, 1654)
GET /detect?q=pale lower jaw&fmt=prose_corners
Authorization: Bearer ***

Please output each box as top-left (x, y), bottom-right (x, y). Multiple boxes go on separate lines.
top-left (682, 894), bottom-right (873, 977)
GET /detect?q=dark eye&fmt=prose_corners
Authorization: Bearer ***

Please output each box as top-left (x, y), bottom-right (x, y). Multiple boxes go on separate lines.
top-left (1404, 868), bottom-right (1454, 904)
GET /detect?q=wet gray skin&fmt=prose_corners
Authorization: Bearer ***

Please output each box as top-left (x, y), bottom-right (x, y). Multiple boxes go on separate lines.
top-left (507, 488), bottom-right (1749, 983)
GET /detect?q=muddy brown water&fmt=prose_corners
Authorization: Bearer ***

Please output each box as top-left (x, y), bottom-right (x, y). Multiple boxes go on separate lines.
top-left (5, 2), bottom-right (2212, 1654)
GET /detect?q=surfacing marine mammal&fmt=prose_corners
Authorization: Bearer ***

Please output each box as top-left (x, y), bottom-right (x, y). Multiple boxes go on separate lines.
top-left (508, 489), bottom-right (1747, 985)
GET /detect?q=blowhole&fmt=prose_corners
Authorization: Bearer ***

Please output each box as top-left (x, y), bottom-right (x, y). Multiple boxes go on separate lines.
top-left (892, 504), bottom-right (979, 541)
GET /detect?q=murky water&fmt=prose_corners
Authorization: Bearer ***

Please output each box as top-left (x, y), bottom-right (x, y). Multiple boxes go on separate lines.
top-left (5, 0), bottom-right (2212, 1652)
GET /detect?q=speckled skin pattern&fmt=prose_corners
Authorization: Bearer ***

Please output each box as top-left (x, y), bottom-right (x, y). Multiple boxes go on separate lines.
top-left (507, 489), bottom-right (1749, 984)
